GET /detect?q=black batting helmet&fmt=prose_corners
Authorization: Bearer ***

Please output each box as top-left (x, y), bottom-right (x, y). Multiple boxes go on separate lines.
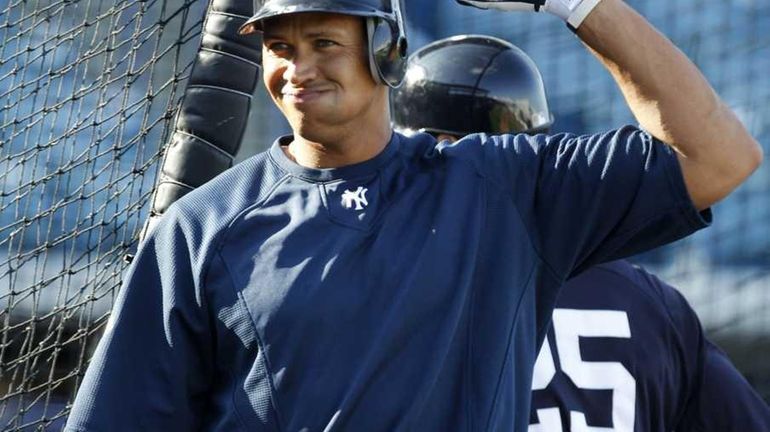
top-left (239, 0), bottom-right (408, 88)
top-left (392, 35), bottom-right (553, 136)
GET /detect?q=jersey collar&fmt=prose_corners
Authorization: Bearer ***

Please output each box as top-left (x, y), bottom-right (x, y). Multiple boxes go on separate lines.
top-left (268, 133), bottom-right (401, 182)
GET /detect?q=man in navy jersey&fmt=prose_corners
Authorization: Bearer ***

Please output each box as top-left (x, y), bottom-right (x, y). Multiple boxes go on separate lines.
top-left (393, 34), bottom-right (770, 432)
top-left (530, 262), bottom-right (770, 431)
top-left (66, 0), bottom-right (762, 430)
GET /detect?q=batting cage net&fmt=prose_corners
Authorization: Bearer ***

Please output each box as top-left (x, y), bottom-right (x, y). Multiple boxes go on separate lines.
top-left (0, 0), bottom-right (208, 429)
top-left (1, 0), bottom-right (769, 430)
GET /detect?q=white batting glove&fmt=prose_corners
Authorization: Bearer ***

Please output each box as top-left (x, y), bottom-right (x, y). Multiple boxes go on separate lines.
top-left (456, 0), bottom-right (604, 29)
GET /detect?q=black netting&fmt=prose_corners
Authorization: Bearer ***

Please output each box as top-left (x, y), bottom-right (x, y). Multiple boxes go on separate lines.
top-left (0, 0), bottom-right (207, 429)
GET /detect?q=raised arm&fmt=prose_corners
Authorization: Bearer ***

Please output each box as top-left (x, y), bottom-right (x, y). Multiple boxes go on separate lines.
top-left (457, 0), bottom-right (763, 210)
top-left (575, 0), bottom-right (762, 210)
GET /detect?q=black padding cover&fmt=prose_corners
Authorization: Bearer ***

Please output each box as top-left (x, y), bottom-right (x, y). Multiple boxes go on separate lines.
top-left (191, 49), bottom-right (259, 93)
top-left (202, 12), bottom-right (262, 63)
top-left (142, 0), bottom-right (262, 239)
top-left (202, 33), bottom-right (263, 66)
top-left (211, 0), bottom-right (252, 17)
top-left (162, 132), bottom-right (233, 187)
top-left (152, 182), bottom-right (194, 214)
top-left (175, 87), bottom-right (251, 155)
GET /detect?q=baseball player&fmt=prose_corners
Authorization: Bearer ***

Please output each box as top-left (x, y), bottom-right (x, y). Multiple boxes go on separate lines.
top-left (393, 34), bottom-right (770, 432)
top-left (65, 0), bottom-right (762, 430)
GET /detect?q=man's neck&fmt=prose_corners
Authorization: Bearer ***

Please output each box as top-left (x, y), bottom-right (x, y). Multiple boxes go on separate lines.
top-left (286, 121), bottom-right (392, 169)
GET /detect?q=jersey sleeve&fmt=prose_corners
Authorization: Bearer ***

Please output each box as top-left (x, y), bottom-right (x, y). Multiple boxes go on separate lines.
top-left (64, 206), bottom-right (214, 431)
top-left (676, 341), bottom-right (770, 432)
top-left (465, 126), bottom-right (711, 278)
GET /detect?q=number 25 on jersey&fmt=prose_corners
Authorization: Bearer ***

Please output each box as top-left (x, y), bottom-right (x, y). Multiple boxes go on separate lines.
top-left (529, 309), bottom-right (636, 432)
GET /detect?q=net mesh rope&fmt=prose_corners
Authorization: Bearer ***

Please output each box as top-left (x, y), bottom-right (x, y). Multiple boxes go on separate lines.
top-left (0, 0), bottom-right (207, 429)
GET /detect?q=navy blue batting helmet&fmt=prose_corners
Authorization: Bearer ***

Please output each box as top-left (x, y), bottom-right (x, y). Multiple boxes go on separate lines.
top-left (392, 35), bottom-right (553, 136)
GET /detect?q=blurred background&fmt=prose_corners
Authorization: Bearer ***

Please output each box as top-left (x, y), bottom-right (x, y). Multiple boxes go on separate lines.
top-left (1, 0), bottom-right (768, 429)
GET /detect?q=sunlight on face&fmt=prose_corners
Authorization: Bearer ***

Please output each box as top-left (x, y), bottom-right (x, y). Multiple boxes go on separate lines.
top-left (261, 12), bottom-right (385, 144)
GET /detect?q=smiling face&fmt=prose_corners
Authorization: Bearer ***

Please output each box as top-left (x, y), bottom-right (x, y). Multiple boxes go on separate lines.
top-left (262, 12), bottom-right (389, 146)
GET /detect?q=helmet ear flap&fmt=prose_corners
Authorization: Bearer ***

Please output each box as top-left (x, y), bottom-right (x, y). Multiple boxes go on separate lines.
top-left (367, 17), bottom-right (407, 88)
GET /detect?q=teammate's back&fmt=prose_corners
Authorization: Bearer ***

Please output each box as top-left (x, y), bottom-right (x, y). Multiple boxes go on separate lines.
top-left (529, 260), bottom-right (770, 431)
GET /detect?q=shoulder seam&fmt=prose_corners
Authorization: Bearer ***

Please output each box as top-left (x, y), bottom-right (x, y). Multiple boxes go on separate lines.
top-left (201, 172), bottom-right (292, 286)
top-left (444, 137), bottom-right (563, 281)
top-left (196, 155), bottom-right (291, 304)
top-left (215, 250), bottom-right (286, 430)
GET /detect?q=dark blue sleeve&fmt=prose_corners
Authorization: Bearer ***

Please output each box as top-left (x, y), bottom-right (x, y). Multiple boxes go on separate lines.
top-left (64, 206), bottom-right (213, 431)
top-left (677, 341), bottom-right (770, 432)
top-left (469, 126), bottom-right (711, 278)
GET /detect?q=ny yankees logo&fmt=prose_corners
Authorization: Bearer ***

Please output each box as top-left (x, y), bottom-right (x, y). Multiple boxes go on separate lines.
top-left (341, 186), bottom-right (369, 211)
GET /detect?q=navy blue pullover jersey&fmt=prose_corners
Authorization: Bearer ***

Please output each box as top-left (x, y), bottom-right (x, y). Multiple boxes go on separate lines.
top-left (66, 128), bottom-right (710, 431)
top-left (529, 260), bottom-right (770, 432)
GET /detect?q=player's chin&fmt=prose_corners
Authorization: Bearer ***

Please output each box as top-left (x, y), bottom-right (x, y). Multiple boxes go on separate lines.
top-left (290, 117), bottom-right (341, 144)
top-left (284, 112), bottom-right (324, 138)
top-left (281, 103), bottom-right (335, 130)
top-left (285, 106), bottom-right (327, 127)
